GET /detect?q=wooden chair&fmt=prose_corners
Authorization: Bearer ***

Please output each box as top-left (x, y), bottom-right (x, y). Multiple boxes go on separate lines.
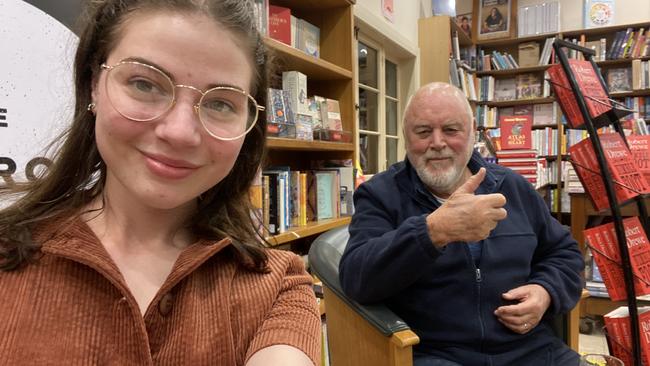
top-left (308, 225), bottom-right (581, 366)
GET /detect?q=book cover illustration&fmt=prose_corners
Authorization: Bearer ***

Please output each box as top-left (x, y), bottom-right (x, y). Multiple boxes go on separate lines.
top-left (515, 73), bottom-right (542, 99)
top-left (499, 115), bottom-right (532, 150)
top-left (607, 67), bottom-right (632, 92)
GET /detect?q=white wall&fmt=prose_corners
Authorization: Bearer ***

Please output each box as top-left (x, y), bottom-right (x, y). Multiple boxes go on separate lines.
top-left (354, 0), bottom-right (420, 58)
top-left (456, 0), bottom-right (650, 32)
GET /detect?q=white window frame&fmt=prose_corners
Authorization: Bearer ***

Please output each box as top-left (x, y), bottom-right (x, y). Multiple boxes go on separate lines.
top-left (356, 33), bottom-right (402, 175)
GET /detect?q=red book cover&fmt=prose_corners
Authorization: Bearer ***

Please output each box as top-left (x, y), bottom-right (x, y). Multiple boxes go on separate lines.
top-left (547, 59), bottom-right (612, 128)
top-left (496, 148), bottom-right (537, 158)
top-left (499, 116), bottom-right (532, 150)
top-left (569, 133), bottom-right (649, 211)
top-left (604, 308), bottom-right (634, 366)
top-left (628, 135), bottom-right (650, 187)
top-left (584, 217), bottom-right (650, 302)
top-left (604, 306), bottom-right (650, 365)
top-left (268, 5), bottom-right (291, 46)
top-left (585, 224), bottom-right (628, 301)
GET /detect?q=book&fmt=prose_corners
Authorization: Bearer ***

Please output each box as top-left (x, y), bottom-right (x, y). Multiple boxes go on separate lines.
top-left (584, 217), bottom-right (650, 303)
top-left (547, 59), bottom-right (612, 128)
top-left (494, 78), bottom-right (517, 101)
top-left (532, 103), bottom-right (556, 126)
top-left (607, 67), bottom-right (632, 93)
top-left (627, 134), bottom-right (650, 187)
top-left (515, 73), bottom-right (542, 99)
top-left (282, 71), bottom-right (309, 115)
top-left (268, 5), bottom-right (291, 45)
top-left (603, 306), bottom-right (642, 366)
top-left (569, 132), bottom-right (650, 211)
top-left (499, 115), bottom-right (533, 150)
top-left (321, 99), bottom-right (343, 131)
top-left (297, 19), bottom-right (320, 58)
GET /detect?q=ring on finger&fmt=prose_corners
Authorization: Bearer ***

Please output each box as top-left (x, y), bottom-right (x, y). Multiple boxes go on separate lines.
top-left (523, 322), bottom-right (529, 330)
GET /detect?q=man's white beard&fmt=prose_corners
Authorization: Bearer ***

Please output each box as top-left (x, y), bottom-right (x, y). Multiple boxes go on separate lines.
top-left (414, 133), bottom-right (475, 195)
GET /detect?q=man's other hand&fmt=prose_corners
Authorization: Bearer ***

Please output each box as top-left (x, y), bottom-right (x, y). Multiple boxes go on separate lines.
top-left (494, 284), bottom-right (552, 334)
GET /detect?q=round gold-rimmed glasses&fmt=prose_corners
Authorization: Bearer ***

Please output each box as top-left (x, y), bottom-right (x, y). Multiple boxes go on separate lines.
top-left (101, 60), bottom-right (265, 141)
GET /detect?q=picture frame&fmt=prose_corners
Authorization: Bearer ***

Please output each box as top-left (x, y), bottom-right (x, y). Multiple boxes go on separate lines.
top-left (455, 12), bottom-right (473, 38)
top-left (473, 0), bottom-right (517, 42)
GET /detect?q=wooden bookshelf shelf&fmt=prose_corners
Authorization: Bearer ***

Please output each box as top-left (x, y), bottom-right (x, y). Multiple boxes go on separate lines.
top-left (265, 38), bottom-right (353, 81)
top-left (272, 0), bottom-right (354, 11)
top-left (476, 33), bottom-right (558, 48)
top-left (596, 57), bottom-right (650, 67)
top-left (476, 64), bottom-right (553, 77)
top-left (267, 137), bottom-right (355, 152)
top-left (562, 21), bottom-right (650, 38)
top-left (479, 97), bottom-right (555, 107)
top-left (610, 90), bottom-right (650, 98)
top-left (265, 216), bottom-right (352, 246)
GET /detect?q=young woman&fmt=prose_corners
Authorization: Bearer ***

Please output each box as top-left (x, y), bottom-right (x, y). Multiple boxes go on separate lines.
top-left (0, 1), bottom-right (320, 365)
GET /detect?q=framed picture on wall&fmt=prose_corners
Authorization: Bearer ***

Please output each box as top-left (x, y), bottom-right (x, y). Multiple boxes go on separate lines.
top-left (456, 13), bottom-right (472, 38)
top-left (474, 0), bottom-right (517, 41)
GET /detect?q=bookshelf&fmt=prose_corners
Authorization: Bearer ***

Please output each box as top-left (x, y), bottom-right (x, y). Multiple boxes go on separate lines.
top-left (263, 0), bottom-right (356, 248)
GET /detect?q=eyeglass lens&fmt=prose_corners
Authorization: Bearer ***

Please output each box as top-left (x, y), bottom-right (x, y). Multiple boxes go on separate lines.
top-left (105, 62), bottom-right (257, 139)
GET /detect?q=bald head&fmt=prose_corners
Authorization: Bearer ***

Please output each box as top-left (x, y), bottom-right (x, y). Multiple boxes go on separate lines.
top-left (404, 82), bottom-right (473, 132)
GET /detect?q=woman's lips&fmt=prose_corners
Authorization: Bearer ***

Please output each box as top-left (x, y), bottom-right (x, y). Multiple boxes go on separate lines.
top-left (142, 152), bottom-right (199, 179)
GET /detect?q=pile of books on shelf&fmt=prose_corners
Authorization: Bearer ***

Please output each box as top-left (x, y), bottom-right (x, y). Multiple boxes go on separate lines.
top-left (255, 2), bottom-right (320, 58)
top-left (496, 115), bottom-right (539, 186)
top-left (267, 71), bottom-right (350, 143)
top-left (251, 162), bottom-right (355, 237)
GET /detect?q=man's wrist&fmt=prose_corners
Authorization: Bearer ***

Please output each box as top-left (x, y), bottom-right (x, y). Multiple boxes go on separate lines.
top-left (426, 214), bottom-right (449, 249)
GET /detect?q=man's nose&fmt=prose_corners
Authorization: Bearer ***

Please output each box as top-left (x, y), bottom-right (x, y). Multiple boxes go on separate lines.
top-left (428, 130), bottom-right (446, 150)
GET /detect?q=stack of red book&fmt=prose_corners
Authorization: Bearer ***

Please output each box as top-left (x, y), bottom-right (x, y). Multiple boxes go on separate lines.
top-left (569, 132), bottom-right (649, 211)
top-left (497, 115), bottom-right (538, 184)
top-left (604, 305), bottom-right (650, 366)
top-left (583, 216), bottom-right (650, 302)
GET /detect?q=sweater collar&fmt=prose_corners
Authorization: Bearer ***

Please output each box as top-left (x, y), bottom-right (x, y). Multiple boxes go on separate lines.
top-left (37, 216), bottom-right (233, 297)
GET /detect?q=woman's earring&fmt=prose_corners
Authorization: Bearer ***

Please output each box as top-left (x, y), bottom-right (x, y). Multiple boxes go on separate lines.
top-left (87, 102), bottom-right (96, 115)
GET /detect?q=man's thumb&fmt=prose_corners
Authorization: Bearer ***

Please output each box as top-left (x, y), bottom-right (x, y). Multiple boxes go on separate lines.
top-left (454, 167), bottom-right (486, 195)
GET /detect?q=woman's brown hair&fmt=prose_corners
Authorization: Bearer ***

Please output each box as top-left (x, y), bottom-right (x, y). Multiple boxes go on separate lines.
top-left (0, 0), bottom-right (270, 271)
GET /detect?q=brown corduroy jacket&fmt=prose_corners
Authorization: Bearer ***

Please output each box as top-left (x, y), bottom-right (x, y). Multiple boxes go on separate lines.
top-left (0, 218), bottom-right (321, 365)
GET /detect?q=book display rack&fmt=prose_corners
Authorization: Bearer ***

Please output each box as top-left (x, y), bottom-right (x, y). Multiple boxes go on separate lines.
top-left (554, 38), bottom-right (650, 365)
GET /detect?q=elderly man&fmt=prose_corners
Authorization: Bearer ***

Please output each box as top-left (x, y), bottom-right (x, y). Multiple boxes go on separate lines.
top-left (339, 83), bottom-right (583, 366)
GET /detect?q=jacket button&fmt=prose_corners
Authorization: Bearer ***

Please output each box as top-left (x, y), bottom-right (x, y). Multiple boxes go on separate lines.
top-left (158, 293), bottom-right (173, 316)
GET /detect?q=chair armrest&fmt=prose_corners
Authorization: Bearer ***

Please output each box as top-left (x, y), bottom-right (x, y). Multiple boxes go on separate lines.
top-left (308, 225), bottom-right (412, 337)
top-left (320, 274), bottom-right (412, 337)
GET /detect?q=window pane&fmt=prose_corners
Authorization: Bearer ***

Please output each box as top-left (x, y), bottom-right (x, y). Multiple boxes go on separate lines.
top-left (358, 42), bottom-right (378, 88)
top-left (386, 99), bottom-right (398, 136)
top-left (359, 88), bottom-right (378, 131)
top-left (386, 137), bottom-right (398, 168)
top-left (386, 60), bottom-right (397, 98)
top-left (359, 133), bottom-right (379, 175)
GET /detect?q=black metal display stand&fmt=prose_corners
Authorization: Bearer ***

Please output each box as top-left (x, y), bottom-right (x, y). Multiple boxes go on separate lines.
top-left (552, 38), bottom-right (650, 366)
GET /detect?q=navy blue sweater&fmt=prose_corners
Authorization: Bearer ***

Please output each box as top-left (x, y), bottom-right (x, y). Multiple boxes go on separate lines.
top-left (339, 152), bottom-right (584, 364)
